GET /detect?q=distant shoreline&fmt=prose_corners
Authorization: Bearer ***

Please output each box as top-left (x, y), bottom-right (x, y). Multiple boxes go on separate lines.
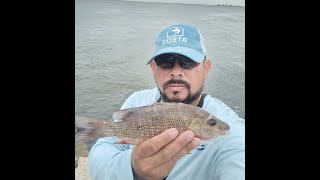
top-left (122, 0), bottom-right (245, 7)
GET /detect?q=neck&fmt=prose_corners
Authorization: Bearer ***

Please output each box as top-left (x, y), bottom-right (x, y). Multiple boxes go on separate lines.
top-left (191, 92), bottom-right (203, 106)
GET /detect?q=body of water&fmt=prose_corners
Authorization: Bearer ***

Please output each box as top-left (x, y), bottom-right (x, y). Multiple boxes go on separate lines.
top-left (123, 0), bottom-right (245, 6)
top-left (75, 0), bottom-right (245, 120)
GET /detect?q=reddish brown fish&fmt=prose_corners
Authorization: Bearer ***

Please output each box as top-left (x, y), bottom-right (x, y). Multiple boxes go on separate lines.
top-left (75, 102), bottom-right (230, 144)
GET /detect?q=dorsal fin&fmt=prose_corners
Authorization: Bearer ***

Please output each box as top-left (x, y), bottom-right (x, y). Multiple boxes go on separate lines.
top-left (112, 106), bottom-right (144, 122)
top-left (112, 102), bottom-right (177, 122)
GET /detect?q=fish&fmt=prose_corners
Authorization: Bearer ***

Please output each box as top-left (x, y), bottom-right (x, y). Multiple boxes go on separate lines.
top-left (75, 102), bottom-right (230, 145)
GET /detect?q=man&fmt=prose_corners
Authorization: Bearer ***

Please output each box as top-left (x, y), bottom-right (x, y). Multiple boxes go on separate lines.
top-left (88, 23), bottom-right (245, 180)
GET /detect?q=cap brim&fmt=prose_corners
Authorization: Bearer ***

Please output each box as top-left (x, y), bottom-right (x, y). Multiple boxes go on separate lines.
top-left (146, 46), bottom-right (206, 65)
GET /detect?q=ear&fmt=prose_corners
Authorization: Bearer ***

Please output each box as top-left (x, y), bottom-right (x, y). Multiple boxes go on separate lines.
top-left (150, 60), bottom-right (156, 73)
top-left (203, 59), bottom-right (212, 79)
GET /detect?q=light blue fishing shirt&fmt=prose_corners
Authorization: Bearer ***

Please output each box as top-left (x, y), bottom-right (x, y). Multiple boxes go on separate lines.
top-left (88, 88), bottom-right (245, 180)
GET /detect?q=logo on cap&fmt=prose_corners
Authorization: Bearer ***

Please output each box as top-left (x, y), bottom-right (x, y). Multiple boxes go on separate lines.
top-left (167, 27), bottom-right (184, 38)
top-left (162, 26), bottom-right (187, 45)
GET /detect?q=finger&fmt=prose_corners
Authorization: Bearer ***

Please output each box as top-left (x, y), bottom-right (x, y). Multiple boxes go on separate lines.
top-left (147, 160), bottom-right (176, 179)
top-left (145, 137), bottom-right (200, 177)
top-left (114, 138), bottom-right (143, 145)
top-left (146, 130), bottom-right (196, 165)
top-left (171, 137), bottom-right (201, 163)
top-left (135, 128), bottom-right (179, 158)
top-left (113, 138), bottom-right (130, 144)
top-left (160, 130), bottom-right (195, 162)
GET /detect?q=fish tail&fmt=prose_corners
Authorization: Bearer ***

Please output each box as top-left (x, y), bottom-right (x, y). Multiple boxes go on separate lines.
top-left (75, 117), bottom-right (106, 141)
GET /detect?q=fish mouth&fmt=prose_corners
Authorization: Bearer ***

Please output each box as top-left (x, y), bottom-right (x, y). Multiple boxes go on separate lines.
top-left (220, 130), bottom-right (230, 136)
top-left (202, 130), bottom-right (230, 140)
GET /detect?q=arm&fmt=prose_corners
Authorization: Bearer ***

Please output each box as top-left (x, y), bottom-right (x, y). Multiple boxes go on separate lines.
top-left (88, 137), bottom-right (134, 180)
top-left (213, 123), bottom-right (245, 180)
top-left (88, 130), bottom-right (201, 180)
top-left (203, 96), bottom-right (245, 179)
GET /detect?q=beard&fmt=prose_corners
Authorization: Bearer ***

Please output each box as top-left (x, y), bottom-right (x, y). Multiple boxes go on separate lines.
top-left (157, 79), bottom-right (203, 104)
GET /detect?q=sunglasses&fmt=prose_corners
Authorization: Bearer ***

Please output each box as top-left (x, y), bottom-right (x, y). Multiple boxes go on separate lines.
top-left (154, 54), bottom-right (203, 70)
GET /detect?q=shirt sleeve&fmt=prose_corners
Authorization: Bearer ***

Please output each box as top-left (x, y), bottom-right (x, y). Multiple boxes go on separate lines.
top-left (203, 95), bottom-right (245, 180)
top-left (213, 120), bottom-right (245, 180)
top-left (216, 137), bottom-right (245, 180)
top-left (120, 92), bottom-right (136, 110)
top-left (88, 137), bottom-right (134, 180)
top-left (88, 89), bottom-right (158, 180)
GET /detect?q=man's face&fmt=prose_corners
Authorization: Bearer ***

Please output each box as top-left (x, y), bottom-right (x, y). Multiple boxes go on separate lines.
top-left (150, 54), bottom-right (211, 104)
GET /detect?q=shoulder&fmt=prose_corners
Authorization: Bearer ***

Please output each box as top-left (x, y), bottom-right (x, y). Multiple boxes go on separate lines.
top-left (200, 95), bottom-right (244, 179)
top-left (131, 88), bottom-right (159, 98)
top-left (120, 88), bottom-right (160, 109)
top-left (202, 94), bottom-right (245, 134)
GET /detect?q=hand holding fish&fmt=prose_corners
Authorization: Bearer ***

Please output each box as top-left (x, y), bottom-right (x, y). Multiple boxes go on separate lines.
top-left (130, 128), bottom-right (201, 180)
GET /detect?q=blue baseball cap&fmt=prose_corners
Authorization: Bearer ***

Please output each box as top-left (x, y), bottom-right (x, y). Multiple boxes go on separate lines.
top-left (146, 23), bottom-right (207, 65)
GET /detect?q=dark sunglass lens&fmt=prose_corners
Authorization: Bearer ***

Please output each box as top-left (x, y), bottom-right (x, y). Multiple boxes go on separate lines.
top-left (154, 54), bottom-right (200, 69)
top-left (179, 56), bottom-right (199, 69)
top-left (158, 62), bottom-right (173, 69)
top-left (155, 54), bottom-right (170, 63)
top-left (154, 54), bottom-right (175, 69)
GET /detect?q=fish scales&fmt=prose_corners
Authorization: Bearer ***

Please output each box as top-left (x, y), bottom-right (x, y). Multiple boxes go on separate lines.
top-left (104, 103), bottom-right (196, 139)
top-left (101, 102), bottom-right (230, 142)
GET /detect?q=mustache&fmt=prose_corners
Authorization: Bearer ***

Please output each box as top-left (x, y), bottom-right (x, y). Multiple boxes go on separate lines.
top-left (163, 79), bottom-right (191, 89)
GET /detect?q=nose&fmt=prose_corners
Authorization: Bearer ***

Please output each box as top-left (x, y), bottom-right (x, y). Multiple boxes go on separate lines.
top-left (170, 60), bottom-right (183, 77)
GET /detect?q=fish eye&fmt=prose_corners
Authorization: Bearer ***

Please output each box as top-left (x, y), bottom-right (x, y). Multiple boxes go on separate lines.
top-left (208, 119), bottom-right (217, 126)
